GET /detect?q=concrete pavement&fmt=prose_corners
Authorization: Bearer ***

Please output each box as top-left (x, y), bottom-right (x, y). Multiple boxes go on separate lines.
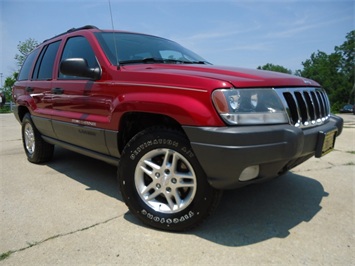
top-left (0, 113), bottom-right (354, 265)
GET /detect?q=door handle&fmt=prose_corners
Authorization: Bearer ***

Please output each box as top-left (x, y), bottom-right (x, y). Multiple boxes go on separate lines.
top-left (26, 87), bottom-right (34, 92)
top-left (52, 88), bottom-right (64, 94)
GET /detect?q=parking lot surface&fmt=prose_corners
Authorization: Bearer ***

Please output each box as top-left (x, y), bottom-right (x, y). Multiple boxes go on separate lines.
top-left (1, 113), bottom-right (354, 265)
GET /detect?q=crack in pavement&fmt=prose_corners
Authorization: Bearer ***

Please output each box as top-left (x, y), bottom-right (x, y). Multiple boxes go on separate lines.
top-left (293, 161), bottom-right (353, 173)
top-left (0, 215), bottom-right (121, 261)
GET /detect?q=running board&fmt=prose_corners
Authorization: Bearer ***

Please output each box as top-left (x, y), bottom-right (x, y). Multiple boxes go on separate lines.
top-left (42, 136), bottom-right (119, 166)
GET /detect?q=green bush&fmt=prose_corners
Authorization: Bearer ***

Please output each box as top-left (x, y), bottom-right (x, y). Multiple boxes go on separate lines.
top-left (0, 106), bottom-right (12, 113)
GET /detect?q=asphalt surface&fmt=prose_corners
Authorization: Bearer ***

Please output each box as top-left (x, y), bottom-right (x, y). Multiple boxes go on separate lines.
top-left (0, 113), bottom-right (354, 265)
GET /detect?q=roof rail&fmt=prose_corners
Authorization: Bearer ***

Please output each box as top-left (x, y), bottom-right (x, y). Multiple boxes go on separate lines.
top-left (42, 25), bottom-right (99, 43)
top-left (66, 25), bottom-right (99, 33)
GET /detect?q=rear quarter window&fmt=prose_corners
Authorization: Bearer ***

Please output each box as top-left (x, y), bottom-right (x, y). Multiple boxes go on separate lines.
top-left (17, 48), bottom-right (40, 81)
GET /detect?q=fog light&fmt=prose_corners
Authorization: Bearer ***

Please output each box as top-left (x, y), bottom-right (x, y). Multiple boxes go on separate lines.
top-left (239, 165), bottom-right (259, 181)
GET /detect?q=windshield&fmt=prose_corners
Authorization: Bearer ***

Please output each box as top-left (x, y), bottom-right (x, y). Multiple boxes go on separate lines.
top-left (95, 32), bottom-right (209, 65)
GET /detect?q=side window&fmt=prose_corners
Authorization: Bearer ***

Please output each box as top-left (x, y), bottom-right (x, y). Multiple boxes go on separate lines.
top-left (59, 36), bottom-right (98, 79)
top-left (32, 41), bottom-right (61, 80)
top-left (17, 48), bottom-right (40, 81)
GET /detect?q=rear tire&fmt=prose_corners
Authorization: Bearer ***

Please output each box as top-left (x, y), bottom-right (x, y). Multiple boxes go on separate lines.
top-left (118, 127), bottom-right (222, 231)
top-left (22, 113), bottom-right (54, 163)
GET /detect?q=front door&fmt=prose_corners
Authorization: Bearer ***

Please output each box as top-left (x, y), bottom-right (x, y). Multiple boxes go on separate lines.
top-left (51, 36), bottom-right (111, 155)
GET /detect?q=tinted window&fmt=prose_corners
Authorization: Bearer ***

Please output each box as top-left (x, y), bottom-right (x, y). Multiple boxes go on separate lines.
top-left (32, 41), bottom-right (61, 80)
top-left (17, 48), bottom-right (40, 81)
top-left (59, 36), bottom-right (98, 79)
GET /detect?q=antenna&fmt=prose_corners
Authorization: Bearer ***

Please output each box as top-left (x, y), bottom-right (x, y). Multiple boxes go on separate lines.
top-left (108, 0), bottom-right (119, 67)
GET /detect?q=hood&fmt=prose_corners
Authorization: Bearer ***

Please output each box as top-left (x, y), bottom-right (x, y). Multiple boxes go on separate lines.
top-left (123, 64), bottom-right (320, 88)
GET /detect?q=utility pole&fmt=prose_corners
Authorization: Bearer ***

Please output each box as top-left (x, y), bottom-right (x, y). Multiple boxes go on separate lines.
top-left (0, 73), bottom-right (3, 88)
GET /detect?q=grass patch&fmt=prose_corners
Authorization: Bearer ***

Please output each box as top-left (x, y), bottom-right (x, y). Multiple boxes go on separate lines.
top-left (0, 251), bottom-right (13, 261)
top-left (346, 151), bottom-right (355, 154)
top-left (0, 107), bottom-right (12, 113)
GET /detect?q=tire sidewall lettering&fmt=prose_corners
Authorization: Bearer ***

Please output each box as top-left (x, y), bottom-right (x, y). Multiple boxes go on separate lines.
top-left (119, 128), bottom-right (220, 231)
top-left (130, 138), bottom-right (181, 160)
top-left (140, 209), bottom-right (195, 225)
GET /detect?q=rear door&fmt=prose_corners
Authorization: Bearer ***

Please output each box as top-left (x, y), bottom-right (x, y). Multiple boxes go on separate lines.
top-left (15, 41), bottom-right (61, 138)
top-left (30, 40), bottom-right (61, 117)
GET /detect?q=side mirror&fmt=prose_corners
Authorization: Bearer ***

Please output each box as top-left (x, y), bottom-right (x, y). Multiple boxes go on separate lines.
top-left (60, 58), bottom-right (101, 80)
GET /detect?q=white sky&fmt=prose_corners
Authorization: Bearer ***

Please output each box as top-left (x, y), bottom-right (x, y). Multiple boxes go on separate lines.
top-left (0, 0), bottom-right (354, 83)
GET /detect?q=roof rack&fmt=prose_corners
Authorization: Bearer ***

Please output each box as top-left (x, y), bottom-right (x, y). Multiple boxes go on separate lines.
top-left (42, 25), bottom-right (99, 43)
top-left (66, 25), bottom-right (99, 33)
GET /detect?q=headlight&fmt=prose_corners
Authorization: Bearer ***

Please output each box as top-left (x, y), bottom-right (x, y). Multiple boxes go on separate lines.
top-left (212, 88), bottom-right (289, 125)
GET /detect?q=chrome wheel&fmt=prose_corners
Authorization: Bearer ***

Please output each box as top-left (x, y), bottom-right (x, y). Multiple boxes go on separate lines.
top-left (119, 128), bottom-right (222, 231)
top-left (21, 113), bottom-right (54, 163)
top-left (134, 148), bottom-right (197, 214)
top-left (24, 122), bottom-right (35, 155)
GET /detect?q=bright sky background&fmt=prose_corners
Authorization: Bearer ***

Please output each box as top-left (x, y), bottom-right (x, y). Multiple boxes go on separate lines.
top-left (0, 0), bottom-right (354, 83)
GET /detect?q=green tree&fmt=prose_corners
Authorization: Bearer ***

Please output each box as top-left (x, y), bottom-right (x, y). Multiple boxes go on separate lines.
top-left (1, 38), bottom-right (38, 111)
top-left (301, 51), bottom-right (342, 88)
top-left (334, 30), bottom-right (354, 104)
top-left (0, 73), bottom-right (18, 109)
top-left (298, 30), bottom-right (354, 111)
top-left (257, 63), bottom-right (292, 74)
top-left (0, 74), bottom-right (14, 111)
top-left (14, 38), bottom-right (38, 68)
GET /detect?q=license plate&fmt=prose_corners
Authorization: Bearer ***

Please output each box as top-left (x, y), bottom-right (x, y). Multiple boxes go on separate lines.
top-left (315, 129), bottom-right (337, 158)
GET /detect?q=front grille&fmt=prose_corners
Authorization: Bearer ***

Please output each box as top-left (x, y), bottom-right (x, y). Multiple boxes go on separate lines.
top-left (276, 88), bottom-right (331, 128)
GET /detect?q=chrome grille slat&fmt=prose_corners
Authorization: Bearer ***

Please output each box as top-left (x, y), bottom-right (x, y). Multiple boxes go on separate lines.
top-left (275, 88), bottom-right (331, 128)
top-left (310, 91), bottom-right (321, 119)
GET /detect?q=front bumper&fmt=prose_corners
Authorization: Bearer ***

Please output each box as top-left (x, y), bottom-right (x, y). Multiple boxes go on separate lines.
top-left (183, 115), bottom-right (343, 189)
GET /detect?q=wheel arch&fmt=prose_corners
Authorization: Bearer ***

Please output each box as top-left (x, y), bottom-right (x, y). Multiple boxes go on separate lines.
top-left (117, 112), bottom-right (185, 154)
top-left (17, 105), bottom-right (31, 122)
top-left (117, 125), bottom-right (222, 231)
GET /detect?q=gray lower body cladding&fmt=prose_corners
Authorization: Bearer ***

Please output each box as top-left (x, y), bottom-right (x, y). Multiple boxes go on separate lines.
top-left (183, 115), bottom-right (343, 189)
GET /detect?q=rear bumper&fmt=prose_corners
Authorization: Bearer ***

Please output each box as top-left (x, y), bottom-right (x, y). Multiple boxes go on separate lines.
top-left (183, 115), bottom-right (343, 189)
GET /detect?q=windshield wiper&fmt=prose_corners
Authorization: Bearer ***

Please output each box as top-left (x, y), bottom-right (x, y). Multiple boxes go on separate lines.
top-left (119, 57), bottom-right (210, 65)
top-left (162, 59), bottom-right (190, 64)
top-left (191, 60), bottom-right (210, 64)
top-left (119, 57), bottom-right (164, 65)
top-left (163, 59), bottom-right (210, 65)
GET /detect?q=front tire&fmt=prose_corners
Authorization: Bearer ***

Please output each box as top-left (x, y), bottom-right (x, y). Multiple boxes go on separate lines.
top-left (118, 127), bottom-right (222, 231)
top-left (22, 113), bottom-right (54, 163)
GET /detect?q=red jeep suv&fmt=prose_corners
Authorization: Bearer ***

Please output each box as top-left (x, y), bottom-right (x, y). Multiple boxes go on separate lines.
top-left (13, 26), bottom-right (343, 231)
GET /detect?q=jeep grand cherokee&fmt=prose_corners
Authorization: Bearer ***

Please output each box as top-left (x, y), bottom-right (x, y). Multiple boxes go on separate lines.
top-left (12, 26), bottom-right (343, 231)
